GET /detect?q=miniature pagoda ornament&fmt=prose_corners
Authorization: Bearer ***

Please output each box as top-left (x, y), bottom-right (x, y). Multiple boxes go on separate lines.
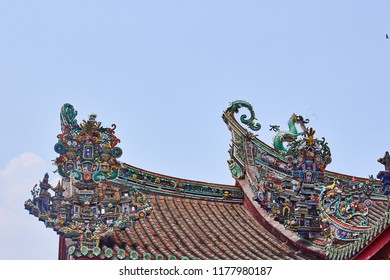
top-left (25, 104), bottom-right (152, 253)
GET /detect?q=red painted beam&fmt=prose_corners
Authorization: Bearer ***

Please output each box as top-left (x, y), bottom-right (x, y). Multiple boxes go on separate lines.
top-left (58, 235), bottom-right (67, 260)
top-left (353, 225), bottom-right (390, 260)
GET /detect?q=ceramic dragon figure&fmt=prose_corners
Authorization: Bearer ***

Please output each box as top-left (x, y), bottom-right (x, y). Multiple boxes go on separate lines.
top-left (272, 113), bottom-right (309, 152)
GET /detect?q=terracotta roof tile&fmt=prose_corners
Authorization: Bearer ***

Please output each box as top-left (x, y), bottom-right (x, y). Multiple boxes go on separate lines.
top-left (75, 194), bottom-right (313, 260)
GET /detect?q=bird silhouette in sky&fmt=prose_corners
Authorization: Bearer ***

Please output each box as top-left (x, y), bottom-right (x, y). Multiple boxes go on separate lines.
top-left (386, 34), bottom-right (389, 39)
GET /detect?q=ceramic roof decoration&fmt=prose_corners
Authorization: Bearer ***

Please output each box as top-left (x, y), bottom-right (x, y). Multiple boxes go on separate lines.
top-left (223, 100), bottom-right (389, 260)
top-left (25, 102), bottom-right (390, 260)
top-left (25, 104), bottom-right (152, 256)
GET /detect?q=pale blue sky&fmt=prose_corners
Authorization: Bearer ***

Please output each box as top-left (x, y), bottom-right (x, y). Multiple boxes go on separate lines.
top-left (0, 1), bottom-right (389, 259)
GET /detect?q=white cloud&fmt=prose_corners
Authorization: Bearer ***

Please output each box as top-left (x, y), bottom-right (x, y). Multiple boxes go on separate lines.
top-left (0, 153), bottom-right (59, 259)
top-left (0, 153), bottom-right (46, 203)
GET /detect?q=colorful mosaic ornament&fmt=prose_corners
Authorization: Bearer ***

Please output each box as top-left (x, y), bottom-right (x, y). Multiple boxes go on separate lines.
top-left (286, 127), bottom-right (332, 184)
top-left (54, 104), bottom-right (122, 185)
top-left (319, 179), bottom-right (372, 242)
top-left (25, 104), bottom-right (152, 251)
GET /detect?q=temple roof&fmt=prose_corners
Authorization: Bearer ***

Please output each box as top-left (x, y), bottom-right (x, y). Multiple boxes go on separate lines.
top-left (25, 102), bottom-right (390, 260)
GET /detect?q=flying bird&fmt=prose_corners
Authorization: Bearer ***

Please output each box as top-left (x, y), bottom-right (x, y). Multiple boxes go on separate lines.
top-left (386, 34), bottom-right (389, 39)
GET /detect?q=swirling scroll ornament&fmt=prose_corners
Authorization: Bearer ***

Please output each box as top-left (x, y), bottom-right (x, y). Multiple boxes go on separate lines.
top-left (225, 100), bottom-right (261, 131)
top-left (60, 103), bottom-right (79, 131)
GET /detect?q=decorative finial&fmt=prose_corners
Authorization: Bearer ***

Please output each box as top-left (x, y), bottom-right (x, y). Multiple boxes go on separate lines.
top-left (305, 128), bottom-right (316, 146)
top-left (378, 151), bottom-right (390, 172)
